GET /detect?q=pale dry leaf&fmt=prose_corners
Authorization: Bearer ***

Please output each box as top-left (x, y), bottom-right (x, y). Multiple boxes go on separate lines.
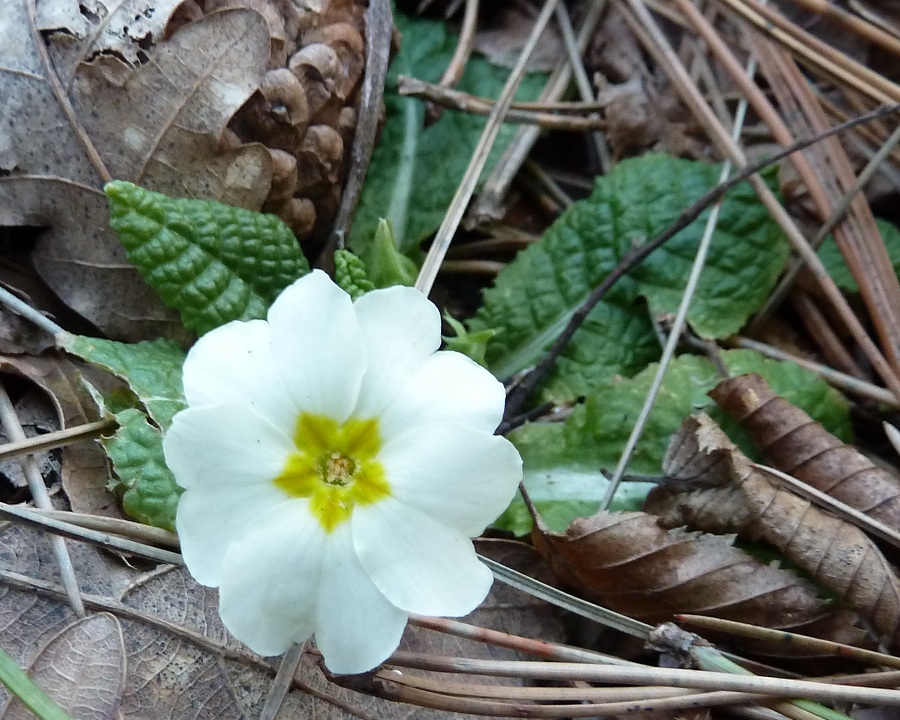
top-left (0, 353), bottom-right (120, 518)
top-left (710, 373), bottom-right (900, 532)
top-left (36, 0), bottom-right (183, 86)
top-left (647, 414), bottom-right (900, 649)
top-left (0, 522), bottom-right (565, 719)
top-left (1, 613), bottom-right (125, 720)
top-left (0, 1), bottom-right (272, 340)
top-left (472, 2), bottom-right (562, 71)
top-left (531, 507), bottom-right (867, 646)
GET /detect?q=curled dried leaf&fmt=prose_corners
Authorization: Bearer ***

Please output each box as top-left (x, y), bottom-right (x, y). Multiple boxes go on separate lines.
top-left (531, 508), bottom-right (856, 638)
top-left (647, 414), bottom-right (900, 648)
top-left (710, 373), bottom-right (900, 531)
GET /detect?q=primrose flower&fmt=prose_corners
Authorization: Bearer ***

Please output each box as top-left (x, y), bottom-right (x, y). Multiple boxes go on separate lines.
top-left (163, 270), bottom-right (522, 674)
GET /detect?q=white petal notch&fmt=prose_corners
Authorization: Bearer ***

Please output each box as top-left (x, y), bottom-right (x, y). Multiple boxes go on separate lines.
top-left (163, 271), bottom-right (523, 674)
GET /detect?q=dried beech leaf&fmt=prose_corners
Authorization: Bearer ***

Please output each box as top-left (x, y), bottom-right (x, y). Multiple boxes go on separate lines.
top-left (531, 508), bottom-right (862, 642)
top-left (0, 2), bottom-right (272, 340)
top-left (1, 613), bottom-right (125, 720)
top-left (647, 414), bottom-right (900, 648)
top-left (710, 373), bottom-right (900, 531)
top-left (0, 523), bottom-right (564, 719)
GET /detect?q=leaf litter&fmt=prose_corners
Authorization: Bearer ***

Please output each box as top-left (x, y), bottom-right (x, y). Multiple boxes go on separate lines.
top-left (6, 0), bottom-right (900, 716)
top-left (0, 0), bottom-right (271, 341)
top-left (0, 522), bottom-right (565, 719)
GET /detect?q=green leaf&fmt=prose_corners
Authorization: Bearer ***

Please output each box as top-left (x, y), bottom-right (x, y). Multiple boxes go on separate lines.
top-left (443, 314), bottom-right (495, 367)
top-left (105, 180), bottom-right (309, 336)
top-left (497, 349), bottom-right (850, 535)
top-left (471, 155), bottom-right (790, 391)
top-left (348, 11), bottom-right (546, 258)
top-left (60, 334), bottom-right (187, 530)
top-left (542, 297), bottom-right (659, 402)
top-left (59, 334), bottom-right (186, 430)
top-left (366, 219), bottom-right (418, 287)
top-left (818, 219), bottom-right (900, 292)
top-left (334, 249), bottom-right (375, 300)
top-left (102, 408), bottom-right (181, 532)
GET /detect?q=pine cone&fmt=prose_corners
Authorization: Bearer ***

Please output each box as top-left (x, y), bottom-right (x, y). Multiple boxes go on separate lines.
top-left (171, 0), bottom-right (369, 246)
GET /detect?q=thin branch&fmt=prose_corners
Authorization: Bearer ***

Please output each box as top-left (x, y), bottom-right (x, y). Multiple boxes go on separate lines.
top-left (400, 76), bottom-right (608, 130)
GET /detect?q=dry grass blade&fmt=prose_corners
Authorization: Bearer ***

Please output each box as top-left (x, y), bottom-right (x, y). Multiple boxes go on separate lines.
top-left (414, 0), bottom-right (561, 295)
top-left (0, 383), bottom-right (84, 617)
top-left (647, 414), bottom-right (900, 649)
top-left (710, 373), bottom-right (900, 531)
top-left (632, 0), bottom-right (900, 400)
top-left (678, 614), bottom-right (900, 669)
top-left (382, 654), bottom-right (900, 705)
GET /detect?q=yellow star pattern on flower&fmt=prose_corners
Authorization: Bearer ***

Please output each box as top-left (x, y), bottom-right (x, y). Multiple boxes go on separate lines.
top-left (273, 413), bottom-right (391, 532)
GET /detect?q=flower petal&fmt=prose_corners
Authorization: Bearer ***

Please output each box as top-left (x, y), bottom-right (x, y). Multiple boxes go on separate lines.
top-left (352, 286), bottom-right (441, 418)
top-left (314, 523), bottom-right (408, 674)
top-left (163, 403), bottom-right (294, 490)
top-left (352, 498), bottom-right (493, 616)
top-left (181, 319), bottom-right (298, 428)
top-left (379, 422), bottom-right (522, 537)
top-left (267, 270), bottom-right (365, 423)
top-left (218, 500), bottom-right (326, 657)
top-left (176, 482), bottom-right (286, 586)
top-left (379, 351), bottom-right (506, 439)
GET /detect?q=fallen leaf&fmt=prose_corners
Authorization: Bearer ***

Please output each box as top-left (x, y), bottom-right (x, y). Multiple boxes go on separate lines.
top-left (531, 507), bottom-right (864, 644)
top-left (710, 373), bottom-right (900, 532)
top-left (0, 1), bottom-right (272, 340)
top-left (646, 414), bottom-right (900, 649)
top-left (1, 613), bottom-right (125, 720)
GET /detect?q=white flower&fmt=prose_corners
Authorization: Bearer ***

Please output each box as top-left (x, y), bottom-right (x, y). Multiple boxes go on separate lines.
top-left (163, 270), bottom-right (522, 674)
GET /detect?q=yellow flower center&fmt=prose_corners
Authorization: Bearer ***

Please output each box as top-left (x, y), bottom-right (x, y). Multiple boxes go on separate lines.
top-left (273, 413), bottom-right (391, 532)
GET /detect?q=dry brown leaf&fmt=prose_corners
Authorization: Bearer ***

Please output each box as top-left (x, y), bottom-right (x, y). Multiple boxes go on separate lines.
top-left (710, 373), bottom-right (900, 531)
top-left (0, 521), bottom-right (564, 719)
top-left (1, 613), bottom-right (125, 720)
top-left (531, 506), bottom-right (865, 646)
top-left (0, 1), bottom-right (272, 340)
top-left (646, 413), bottom-right (900, 648)
top-left (0, 353), bottom-right (121, 519)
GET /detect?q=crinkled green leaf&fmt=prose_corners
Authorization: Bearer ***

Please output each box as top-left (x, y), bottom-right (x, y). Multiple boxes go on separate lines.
top-left (105, 180), bottom-right (309, 336)
top-left (348, 11), bottom-right (546, 259)
top-left (102, 408), bottom-right (180, 532)
top-left (818, 219), bottom-right (900, 292)
top-left (542, 297), bottom-right (658, 402)
top-left (59, 334), bottom-right (186, 430)
top-left (472, 155), bottom-right (790, 388)
top-left (497, 350), bottom-right (850, 535)
top-left (333, 249), bottom-right (375, 300)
